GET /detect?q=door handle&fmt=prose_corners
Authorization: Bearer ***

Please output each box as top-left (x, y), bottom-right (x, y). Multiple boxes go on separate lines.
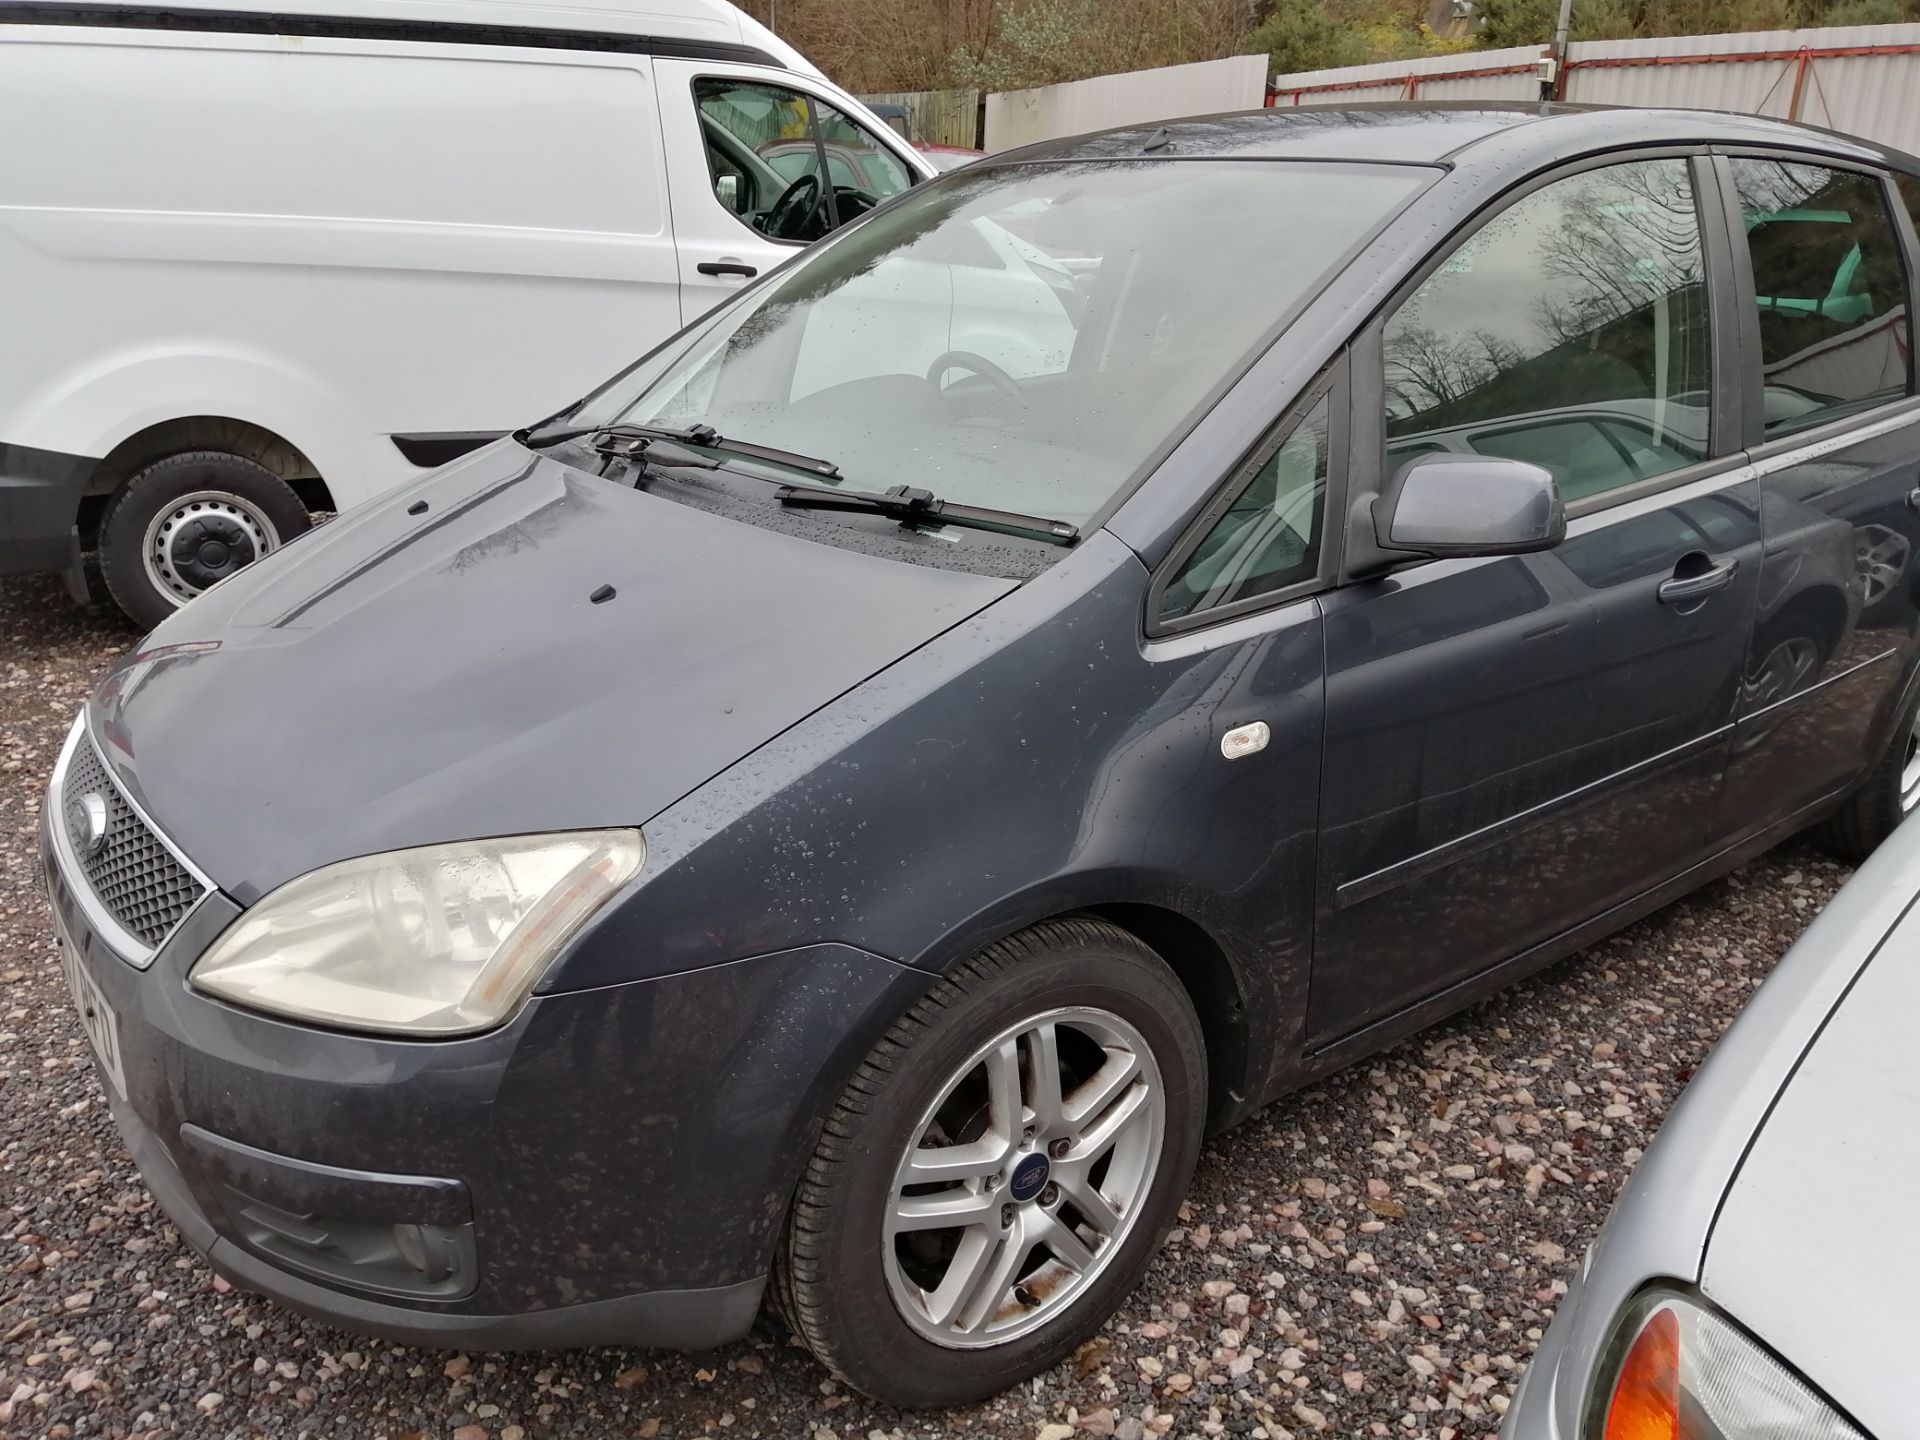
top-left (1657, 557), bottom-right (1739, 606)
top-left (697, 260), bottom-right (758, 278)
top-left (1906, 485), bottom-right (1920, 512)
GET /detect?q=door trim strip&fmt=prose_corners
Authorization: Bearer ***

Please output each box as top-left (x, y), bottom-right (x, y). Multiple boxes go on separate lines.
top-left (1339, 645), bottom-right (1902, 910)
top-left (1335, 722), bottom-right (1732, 909)
top-left (1309, 786), bottom-right (1849, 1065)
top-left (1736, 646), bottom-right (1897, 727)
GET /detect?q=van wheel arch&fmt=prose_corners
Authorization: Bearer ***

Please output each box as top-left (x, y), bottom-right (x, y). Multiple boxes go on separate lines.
top-left (81, 416), bottom-right (331, 545)
top-left (95, 448), bottom-right (315, 629)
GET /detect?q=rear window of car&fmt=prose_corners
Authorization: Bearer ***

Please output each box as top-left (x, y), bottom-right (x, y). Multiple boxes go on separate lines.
top-left (1730, 159), bottom-right (1915, 438)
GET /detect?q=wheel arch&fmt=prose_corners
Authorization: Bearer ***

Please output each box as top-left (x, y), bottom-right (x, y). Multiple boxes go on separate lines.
top-left (80, 417), bottom-right (331, 544)
top-left (1081, 902), bottom-right (1254, 1130)
top-left (12, 347), bottom-right (378, 529)
top-left (1757, 580), bottom-right (1854, 657)
top-left (905, 884), bottom-right (1260, 1131)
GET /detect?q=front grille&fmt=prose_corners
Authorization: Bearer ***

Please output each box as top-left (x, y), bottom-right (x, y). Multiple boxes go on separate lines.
top-left (61, 736), bottom-right (205, 949)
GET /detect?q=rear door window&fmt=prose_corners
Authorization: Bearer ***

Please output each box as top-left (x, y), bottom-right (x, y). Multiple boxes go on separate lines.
top-left (1730, 158), bottom-right (1914, 438)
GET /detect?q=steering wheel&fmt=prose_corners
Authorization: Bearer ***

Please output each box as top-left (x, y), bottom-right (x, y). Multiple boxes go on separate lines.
top-left (927, 350), bottom-right (1025, 401)
top-left (765, 172), bottom-right (824, 240)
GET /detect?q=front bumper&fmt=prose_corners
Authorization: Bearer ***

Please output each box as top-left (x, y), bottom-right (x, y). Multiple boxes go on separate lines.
top-left (0, 439), bottom-right (93, 582)
top-left (1500, 1286), bottom-right (1574, 1438)
top-left (103, 1082), bottom-right (762, 1349)
top-left (41, 819), bottom-right (926, 1350)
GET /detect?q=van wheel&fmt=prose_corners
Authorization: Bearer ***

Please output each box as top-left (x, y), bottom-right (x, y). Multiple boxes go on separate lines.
top-left (775, 919), bottom-right (1206, 1408)
top-left (99, 451), bottom-right (311, 629)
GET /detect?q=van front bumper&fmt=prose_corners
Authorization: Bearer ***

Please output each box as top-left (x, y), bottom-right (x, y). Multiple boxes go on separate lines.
top-left (39, 818), bottom-right (924, 1351)
top-left (0, 440), bottom-right (93, 582)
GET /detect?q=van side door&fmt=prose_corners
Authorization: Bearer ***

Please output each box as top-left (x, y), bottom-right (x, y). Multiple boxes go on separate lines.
top-left (652, 61), bottom-right (924, 318)
top-left (1709, 153), bottom-right (1920, 839)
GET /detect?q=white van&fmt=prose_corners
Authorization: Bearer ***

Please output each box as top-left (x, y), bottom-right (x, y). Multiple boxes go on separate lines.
top-left (0, 0), bottom-right (933, 625)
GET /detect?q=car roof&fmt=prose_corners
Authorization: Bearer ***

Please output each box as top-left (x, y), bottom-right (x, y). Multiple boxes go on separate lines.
top-left (986, 101), bottom-right (1919, 175)
top-left (7, 0), bottom-right (823, 74)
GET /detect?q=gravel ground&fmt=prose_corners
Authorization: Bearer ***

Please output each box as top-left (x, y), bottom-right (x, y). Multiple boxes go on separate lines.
top-left (0, 573), bottom-right (1853, 1440)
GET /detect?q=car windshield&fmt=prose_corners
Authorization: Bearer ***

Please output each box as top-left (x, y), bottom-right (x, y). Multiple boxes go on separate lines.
top-left (570, 160), bottom-right (1428, 527)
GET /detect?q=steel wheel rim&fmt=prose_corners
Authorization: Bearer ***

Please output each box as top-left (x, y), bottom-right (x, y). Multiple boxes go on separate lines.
top-left (1900, 711), bottom-right (1920, 814)
top-left (881, 1005), bottom-right (1165, 1349)
top-left (142, 490), bottom-right (280, 607)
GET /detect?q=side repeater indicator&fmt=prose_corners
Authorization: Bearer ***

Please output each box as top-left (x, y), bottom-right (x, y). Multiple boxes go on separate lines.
top-left (1221, 722), bottom-right (1270, 761)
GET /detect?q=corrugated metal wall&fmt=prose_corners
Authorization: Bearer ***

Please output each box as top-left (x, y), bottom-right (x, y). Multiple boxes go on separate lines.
top-left (858, 88), bottom-right (983, 150)
top-left (1564, 24), bottom-right (1920, 155)
top-left (1264, 23), bottom-right (1920, 157)
top-left (983, 54), bottom-right (1269, 153)
top-left (1269, 44), bottom-right (1543, 105)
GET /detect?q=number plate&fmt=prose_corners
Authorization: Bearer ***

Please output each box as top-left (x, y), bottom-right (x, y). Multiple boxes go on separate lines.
top-left (54, 914), bottom-right (128, 1103)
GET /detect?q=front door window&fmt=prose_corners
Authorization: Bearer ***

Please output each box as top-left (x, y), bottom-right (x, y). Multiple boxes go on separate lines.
top-left (1383, 157), bottom-right (1713, 502)
top-left (694, 80), bottom-right (913, 244)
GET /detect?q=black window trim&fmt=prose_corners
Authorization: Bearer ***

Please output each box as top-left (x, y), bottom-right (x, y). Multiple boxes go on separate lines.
top-left (1343, 143), bottom-right (1754, 582)
top-left (1708, 144), bottom-right (1920, 454)
top-left (1144, 356), bottom-right (1348, 638)
top-left (0, 2), bottom-right (789, 63)
top-left (1891, 167), bottom-right (1920, 401)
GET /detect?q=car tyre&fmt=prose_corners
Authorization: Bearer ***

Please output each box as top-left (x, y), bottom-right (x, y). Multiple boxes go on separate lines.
top-left (99, 451), bottom-right (311, 630)
top-left (1816, 679), bottom-right (1920, 863)
top-left (776, 918), bottom-right (1207, 1408)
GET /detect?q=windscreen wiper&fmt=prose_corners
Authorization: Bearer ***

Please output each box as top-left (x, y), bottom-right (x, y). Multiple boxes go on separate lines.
top-left (522, 420), bottom-right (842, 481)
top-left (517, 421), bottom-right (722, 484)
top-left (588, 433), bottom-right (719, 473)
top-left (777, 483), bottom-right (1079, 545)
top-left (520, 420), bottom-right (712, 452)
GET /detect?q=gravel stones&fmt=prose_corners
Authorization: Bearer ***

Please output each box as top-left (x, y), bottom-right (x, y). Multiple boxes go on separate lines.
top-left (0, 575), bottom-right (1850, 1437)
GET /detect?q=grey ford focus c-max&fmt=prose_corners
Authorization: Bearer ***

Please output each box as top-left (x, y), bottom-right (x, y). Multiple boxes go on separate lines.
top-left (40, 103), bottom-right (1920, 1406)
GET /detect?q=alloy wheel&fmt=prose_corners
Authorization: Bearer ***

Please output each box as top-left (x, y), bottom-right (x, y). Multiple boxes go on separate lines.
top-left (1900, 710), bottom-right (1920, 814)
top-left (1856, 524), bottom-right (1911, 609)
top-left (1746, 634), bottom-right (1821, 711)
top-left (881, 1006), bottom-right (1165, 1348)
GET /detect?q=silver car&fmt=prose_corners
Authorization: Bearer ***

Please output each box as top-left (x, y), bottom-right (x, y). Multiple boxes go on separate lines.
top-left (1502, 813), bottom-right (1920, 1440)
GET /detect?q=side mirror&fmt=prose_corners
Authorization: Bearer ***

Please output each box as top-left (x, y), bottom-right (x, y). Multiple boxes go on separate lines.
top-left (1373, 454), bottom-right (1565, 559)
top-left (716, 174), bottom-right (742, 214)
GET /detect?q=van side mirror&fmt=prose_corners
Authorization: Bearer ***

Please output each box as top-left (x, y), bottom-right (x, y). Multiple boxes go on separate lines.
top-left (1373, 454), bottom-right (1565, 559)
top-left (716, 174), bottom-right (743, 214)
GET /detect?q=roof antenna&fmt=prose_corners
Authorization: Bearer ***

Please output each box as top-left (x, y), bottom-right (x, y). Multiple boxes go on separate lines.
top-left (1141, 127), bottom-right (1173, 153)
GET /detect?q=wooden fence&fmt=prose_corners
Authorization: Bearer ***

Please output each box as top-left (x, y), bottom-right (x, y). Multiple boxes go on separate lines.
top-left (858, 88), bottom-right (983, 150)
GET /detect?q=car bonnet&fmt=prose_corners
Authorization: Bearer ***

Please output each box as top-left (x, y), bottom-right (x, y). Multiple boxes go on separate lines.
top-left (87, 445), bottom-right (1015, 905)
top-left (1702, 861), bottom-right (1920, 1440)
top-left (1524, 813), bottom-right (1920, 1440)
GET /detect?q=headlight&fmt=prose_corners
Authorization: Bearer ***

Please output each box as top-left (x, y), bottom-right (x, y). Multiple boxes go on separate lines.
top-left (190, 830), bottom-right (644, 1036)
top-left (1590, 1287), bottom-right (1861, 1440)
